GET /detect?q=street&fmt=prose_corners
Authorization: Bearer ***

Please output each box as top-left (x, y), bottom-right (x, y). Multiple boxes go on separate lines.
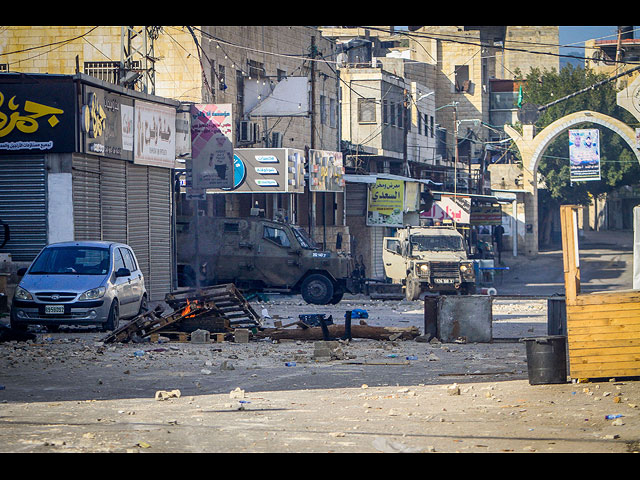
top-left (0, 230), bottom-right (638, 453)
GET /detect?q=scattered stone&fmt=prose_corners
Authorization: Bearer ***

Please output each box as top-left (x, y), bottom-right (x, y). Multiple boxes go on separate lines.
top-left (191, 329), bottom-right (210, 344)
top-left (155, 389), bottom-right (181, 401)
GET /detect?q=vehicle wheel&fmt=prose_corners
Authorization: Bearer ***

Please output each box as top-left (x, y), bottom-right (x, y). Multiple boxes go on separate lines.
top-left (103, 299), bottom-right (120, 332)
top-left (301, 274), bottom-right (334, 305)
top-left (9, 310), bottom-right (27, 331)
top-left (138, 294), bottom-right (149, 315)
top-left (405, 275), bottom-right (421, 301)
top-left (329, 290), bottom-right (344, 304)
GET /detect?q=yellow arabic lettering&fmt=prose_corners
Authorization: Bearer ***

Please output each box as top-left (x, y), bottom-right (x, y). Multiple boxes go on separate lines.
top-left (0, 92), bottom-right (64, 138)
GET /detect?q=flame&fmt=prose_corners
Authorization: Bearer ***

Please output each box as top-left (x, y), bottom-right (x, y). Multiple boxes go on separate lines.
top-left (182, 298), bottom-right (198, 319)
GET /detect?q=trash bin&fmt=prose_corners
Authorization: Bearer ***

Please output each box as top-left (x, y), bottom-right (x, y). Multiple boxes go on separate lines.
top-left (522, 335), bottom-right (568, 385)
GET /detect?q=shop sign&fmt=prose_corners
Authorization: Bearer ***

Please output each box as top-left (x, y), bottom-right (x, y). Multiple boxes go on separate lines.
top-left (208, 148), bottom-right (305, 194)
top-left (0, 79), bottom-right (75, 153)
top-left (367, 178), bottom-right (404, 227)
top-left (420, 195), bottom-right (471, 224)
top-left (470, 205), bottom-right (502, 225)
top-left (134, 100), bottom-right (176, 168)
top-left (81, 86), bottom-right (134, 161)
top-left (190, 104), bottom-right (233, 190)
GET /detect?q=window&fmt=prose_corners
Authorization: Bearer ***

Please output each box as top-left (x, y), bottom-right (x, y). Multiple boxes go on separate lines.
top-left (247, 59), bottom-right (265, 79)
top-left (430, 116), bottom-right (434, 138)
top-left (114, 248), bottom-right (126, 271)
top-left (454, 65), bottom-right (470, 93)
top-left (29, 246), bottom-right (110, 275)
top-left (385, 239), bottom-right (401, 254)
top-left (121, 248), bottom-right (138, 271)
top-left (223, 222), bottom-right (240, 233)
top-left (358, 98), bottom-right (376, 123)
top-left (330, 97), bottom-right (337, 128)
top-left (383, 100), bottom-right (388, 124)
top-left (263, 226), bottom-right (291, 247)
top-left (277, 69), bottom-right (287, 81)
top-left (218, 65), bottom-right (227, 91)
top-left (320, 95), bottom-right (327, 125)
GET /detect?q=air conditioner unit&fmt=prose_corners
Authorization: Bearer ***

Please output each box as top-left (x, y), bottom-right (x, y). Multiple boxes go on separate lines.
top-left (271, 131), bottom-right (283, 148)
top-left (239, 121), bottom-right (259, 143)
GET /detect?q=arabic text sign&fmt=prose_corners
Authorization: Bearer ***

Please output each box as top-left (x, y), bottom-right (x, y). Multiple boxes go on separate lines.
top-left (367, 179), bottom-right (404, 226)
top-left (0, 79), bottom-right (75, 153)
top-left (190, 104), bottom-right (233, 190)
top-left (569, 128), bottom-right (601, 182)
top-left (134, 101), bottom-right (176, 168)
top-left (420, 195), bottom-right (471, 224)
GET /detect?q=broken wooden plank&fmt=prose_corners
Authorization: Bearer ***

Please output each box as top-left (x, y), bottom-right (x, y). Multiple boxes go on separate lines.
top-left (256, 324), bottom-right (420, 341)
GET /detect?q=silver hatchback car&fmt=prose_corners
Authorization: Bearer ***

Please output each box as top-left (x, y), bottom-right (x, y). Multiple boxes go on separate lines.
top-left (10, 241), bottom-right (148, 332)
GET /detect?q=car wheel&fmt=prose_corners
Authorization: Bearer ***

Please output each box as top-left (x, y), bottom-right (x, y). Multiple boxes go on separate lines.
top-left (9, 309), bottom-right (27, 331)
top-left (329, 290), bottom-right (344, 304)
top-left (138, 294), bottom-right (149, 315)
top-left (301, 274), bottom-right (334, 305)
top-left (103, 299), bottom-right (120, 332)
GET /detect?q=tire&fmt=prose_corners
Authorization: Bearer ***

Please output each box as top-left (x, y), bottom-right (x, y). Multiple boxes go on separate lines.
top-left (329, 290), bottom-right (344, 304)
top-left (103, 299), bottom-right (120, 332)
top-left (405, 275), bottom-right (421, 301)
top-left (301, 274), bottom-right (334, 305)
top-left (138, 294), bottom-right (149, 316)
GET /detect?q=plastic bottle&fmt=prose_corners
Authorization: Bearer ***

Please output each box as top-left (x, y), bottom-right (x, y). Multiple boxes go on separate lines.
top-left (285, 362), bottom-right (296, 367)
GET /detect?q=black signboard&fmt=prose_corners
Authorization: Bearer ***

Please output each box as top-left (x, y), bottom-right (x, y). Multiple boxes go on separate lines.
top-left (0, 76), bottom-right (76, 153)
top-left (82, 85), bottom-right (134, 161)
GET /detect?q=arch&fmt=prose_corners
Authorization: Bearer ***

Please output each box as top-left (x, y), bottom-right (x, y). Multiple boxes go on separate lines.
top-left (505, 110), bottom-right (640, 177)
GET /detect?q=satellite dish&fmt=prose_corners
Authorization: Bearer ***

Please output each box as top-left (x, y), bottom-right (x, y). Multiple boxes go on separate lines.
top-left (518, 103), bottom-right (540, 125)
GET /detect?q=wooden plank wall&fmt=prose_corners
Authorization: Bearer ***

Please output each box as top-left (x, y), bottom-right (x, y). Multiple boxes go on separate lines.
top-left (561, 205), bottom-right (640, 380)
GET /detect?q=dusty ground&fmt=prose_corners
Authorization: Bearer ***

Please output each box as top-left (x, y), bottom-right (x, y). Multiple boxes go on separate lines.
top-left (0, 230), bottom-right (638, 453)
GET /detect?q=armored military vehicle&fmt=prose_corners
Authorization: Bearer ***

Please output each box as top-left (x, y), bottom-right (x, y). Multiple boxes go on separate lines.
top-left (176, 216), bottom-right (362, 305)
top-left (382, 226), bottom-right (476, 300)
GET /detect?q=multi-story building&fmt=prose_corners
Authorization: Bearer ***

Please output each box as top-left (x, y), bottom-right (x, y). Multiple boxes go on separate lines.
top-left (0, 26), bottom-right (348, 266)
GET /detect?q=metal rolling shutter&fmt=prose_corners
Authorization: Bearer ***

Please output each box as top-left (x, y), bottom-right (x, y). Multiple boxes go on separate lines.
top-left (345, 183), bottom-right (368, 217)
top-left (0, 157), bottom-right (47, 261)
top-left (371, 226), bottom-right (386, 280)
top-left (126, 163), bottom-right (151, 294)
top-left (72, 156), bottom-right (101, 241)
top-left (147, 166), bottom-right (172, 301)
top-left (100, 158), bottom-right (128, 244)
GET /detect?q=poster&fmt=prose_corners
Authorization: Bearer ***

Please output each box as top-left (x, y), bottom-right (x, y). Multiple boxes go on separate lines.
top-left (190, 104), bottom-right (233, 189)
top-left (309, 149), bottom-right (345, 192)
top-left (367, 179), bottom-right (404, 226)
top-left (569, 128), bottom-right (601, 182)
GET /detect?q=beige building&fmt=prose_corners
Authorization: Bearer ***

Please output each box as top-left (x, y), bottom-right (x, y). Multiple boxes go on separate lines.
top-left (0, 26), bottom-right (346, 250)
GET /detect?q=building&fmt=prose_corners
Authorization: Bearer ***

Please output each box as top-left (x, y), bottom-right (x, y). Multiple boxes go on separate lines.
top-left (0, 72), bottom-right (179, 301)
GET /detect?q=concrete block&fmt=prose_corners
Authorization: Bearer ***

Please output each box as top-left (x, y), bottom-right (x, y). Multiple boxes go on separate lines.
top-left (437, 296), bottom-right (492, 343)
top-left (191, 329), bottom-right (210, 344)
top-left (234, 329), bottom-right (250, 343)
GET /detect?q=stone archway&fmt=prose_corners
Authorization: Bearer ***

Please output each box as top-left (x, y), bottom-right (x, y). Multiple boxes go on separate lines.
top-left (503, 110), bottom-right (640, 256)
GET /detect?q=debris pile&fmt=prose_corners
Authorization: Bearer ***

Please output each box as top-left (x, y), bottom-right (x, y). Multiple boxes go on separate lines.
top-left (101, 283), bottom-right (261, 343)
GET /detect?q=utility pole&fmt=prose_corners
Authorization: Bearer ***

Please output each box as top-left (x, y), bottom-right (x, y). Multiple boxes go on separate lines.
top-left (120, 26), bottom-right (161, 94)
top-left (309, 35), bottom-right (317, 238)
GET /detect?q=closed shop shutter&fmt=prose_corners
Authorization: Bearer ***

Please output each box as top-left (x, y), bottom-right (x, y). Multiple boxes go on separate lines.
top-left (0, 157), bottom-right (47, 261)
top-left (126, 163), bottom-right (150, 293)
top-left (148, 166), bottom-right (172, 301)
top-left (100, 158), bottom-right (127, 244)
top-left (345, 183), bottom-right (367, 217)
top-left (72, 156), bottom-right (101, 241)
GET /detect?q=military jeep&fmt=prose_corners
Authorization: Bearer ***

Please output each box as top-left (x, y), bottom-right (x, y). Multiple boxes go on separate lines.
top-left (176, 216), bottom-right (361, 305)
top-left (382, 226), bottom-right (476, 300)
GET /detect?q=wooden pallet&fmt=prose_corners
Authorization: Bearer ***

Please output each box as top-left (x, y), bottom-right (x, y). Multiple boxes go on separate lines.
top-left (150, 331), bottom-right (190, 343)
top-left (165, 283), bottom-right (262, 328)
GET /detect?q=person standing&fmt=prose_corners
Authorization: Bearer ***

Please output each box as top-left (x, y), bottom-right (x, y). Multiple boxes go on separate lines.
top-left (493, 224), bottom-right (505, 264)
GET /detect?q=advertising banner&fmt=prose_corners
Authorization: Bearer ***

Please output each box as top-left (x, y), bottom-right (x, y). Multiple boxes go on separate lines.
top-left (470, 204), bottom-right (502, 225)
top-left (134, 100), bottom-right (176, 168)
top-left (81, 86), bottom-right (134, 161)
top-left (420, 195), bottom-right (471, 224)
top-left (0, 78), bottom-right (76, 153)
top-left (309, 149), bottom-right (345, 192)
top-left (208, 148), bottom-right (305, 193)
top-left (190, 104), bottom-right (233, 190)
top-left (367, 178), bottom-right (404, 227)
top-left (569, 128), bottom-right (601, 182)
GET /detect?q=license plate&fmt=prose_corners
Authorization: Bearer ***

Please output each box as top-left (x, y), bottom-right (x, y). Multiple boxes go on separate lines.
top-left (434, 278), bottom-right (455, 284)
top-left (45, 305), bottom-right (65, 314)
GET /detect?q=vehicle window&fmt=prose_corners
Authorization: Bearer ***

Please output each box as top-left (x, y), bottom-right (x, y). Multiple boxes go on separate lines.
top-left (29, 246), bottom-right (110, 275)
top-left (292, 226), bottom-right (318, 250)
top-left (410, 235), bottom-right (463, 252)
top-left (113, 248), bottom-right (126, 271)
top-left (385, 239), bottom-right (401, 254)
top-left (120, 248), bottom-right (137, 271)
top-left (263, 226), bottom-right (291, 247)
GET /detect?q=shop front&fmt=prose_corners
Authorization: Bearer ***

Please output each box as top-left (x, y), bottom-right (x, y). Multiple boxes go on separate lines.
top-left (0, 73), bottom-right (179, 301)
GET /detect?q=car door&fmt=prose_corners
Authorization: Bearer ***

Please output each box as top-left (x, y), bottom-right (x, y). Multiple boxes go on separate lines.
top-left (382, 237), bottom-right (407, 282)
top-left (112, 247), bottom-right (135, 317)
top-left (254, 224), bottom-right (303, 287)
top-left (121, 247), bottom-right (144, 310)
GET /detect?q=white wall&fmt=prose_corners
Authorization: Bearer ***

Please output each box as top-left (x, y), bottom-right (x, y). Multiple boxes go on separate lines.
top-left (47, 173), bottom-right (74, 243)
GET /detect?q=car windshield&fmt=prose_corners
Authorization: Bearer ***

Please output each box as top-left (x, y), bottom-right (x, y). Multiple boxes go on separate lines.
top-left (29, 246), bottom-right (111, 275)
top-left (411, 235), bottom-right (462, 252)
top-left (292, 226), bottom-right (318, 250)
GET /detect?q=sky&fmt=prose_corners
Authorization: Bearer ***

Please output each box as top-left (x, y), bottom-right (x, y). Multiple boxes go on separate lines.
top-left (559, 26), bottom-right (619, 52)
